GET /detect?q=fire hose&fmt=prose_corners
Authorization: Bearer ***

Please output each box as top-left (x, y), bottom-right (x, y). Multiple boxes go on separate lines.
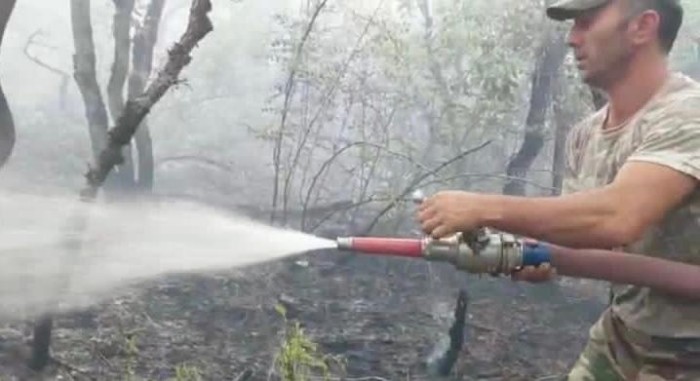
top-left (335, 227), bottom-right (700, 299)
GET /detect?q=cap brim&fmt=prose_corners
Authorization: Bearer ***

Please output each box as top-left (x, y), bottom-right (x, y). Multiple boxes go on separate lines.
top-left (546, 0), bottom-right (611, 21)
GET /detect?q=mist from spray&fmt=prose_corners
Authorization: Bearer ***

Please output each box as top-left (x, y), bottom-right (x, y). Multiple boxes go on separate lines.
top-left (0, 191), bottom-right (335, 320)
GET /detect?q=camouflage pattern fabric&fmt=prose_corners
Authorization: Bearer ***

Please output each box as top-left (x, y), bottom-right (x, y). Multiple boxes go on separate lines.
top-left (561, 72), bottom-right (700, 380)
top-left (568, 309), bottom-right (700, 380)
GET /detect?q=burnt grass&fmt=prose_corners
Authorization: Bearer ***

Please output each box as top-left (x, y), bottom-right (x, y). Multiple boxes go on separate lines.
top-left (0, 249), bottom-right (607, 381)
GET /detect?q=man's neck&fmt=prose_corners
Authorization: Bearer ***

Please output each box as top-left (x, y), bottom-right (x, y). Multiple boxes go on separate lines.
top-left (603, 55), bottom-right (670, 129)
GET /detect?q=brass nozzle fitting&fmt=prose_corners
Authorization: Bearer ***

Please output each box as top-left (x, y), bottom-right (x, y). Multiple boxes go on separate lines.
top-left (423, 230), bottom-right (524, 276)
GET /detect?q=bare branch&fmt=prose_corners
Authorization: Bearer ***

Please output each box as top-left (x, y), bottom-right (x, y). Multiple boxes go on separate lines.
top-left (24, 30), bottom-right (69, 77)
top-left (23, 30), bottom-right (72, 112)
top-left (280, 0), bottom-right (385, 224)
top-left (301, 107), bottom-right (397, 231)
top-left (417, 172), bottom-right (558, 193)
top-left (307, 194), bottom-right (419, 233)
top-left (271, 0), bottom-right (330, 224)
top-left (362, 140), bottom-right (492, 234)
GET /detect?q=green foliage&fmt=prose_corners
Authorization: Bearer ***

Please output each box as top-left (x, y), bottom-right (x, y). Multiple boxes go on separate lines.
top-left (255, 0), bottom-right (557, 228)
top-left (123, 332), bottom-right (140, 381)
top-left (273, 304), bottom-right (345, 381)
top-left (173, 364), bottom-right (203, 381)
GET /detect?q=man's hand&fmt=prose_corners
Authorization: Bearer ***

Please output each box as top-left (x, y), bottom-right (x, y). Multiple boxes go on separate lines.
top-left (511, 264), bottom-right (557, 283)
top-left (417, 191), bottom-right (491, 239)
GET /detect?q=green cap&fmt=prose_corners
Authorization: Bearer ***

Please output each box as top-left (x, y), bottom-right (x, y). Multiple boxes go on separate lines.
top-left (546, 0), bottom-right (610, 20)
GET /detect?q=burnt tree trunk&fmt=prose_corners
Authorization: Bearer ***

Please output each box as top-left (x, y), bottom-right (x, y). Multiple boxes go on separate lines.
top-left (0, 0), bottom-right (17, 168)
top-left (71, 0), bottom-right (117, 181)
top-left (107, 0), bottom-right (137, 183)
top-left (127, 0), bottom-right (167, 192)
top-left (550, 80), bottom-right (570, 195)
top-left (503, 27), bottom-right (567, 196)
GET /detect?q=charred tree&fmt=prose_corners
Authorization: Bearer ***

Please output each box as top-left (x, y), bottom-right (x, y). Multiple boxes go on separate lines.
top-left (127, 0), bottom-right (167, 191)
top-left (71, 0), bottom-right (131, 193)
top-left (106, 0), bottom-right (137, 182)
top-left (29, 0), bottom-right (213, 371)
top-left (427, 289), bottom-right (469, 377)
top-left (0, 0), bottom-right (17, 169)
top-left (72, 0), bottom-right (164, 195)
top-left (550, 81), bottom-right (570, 195)
top-left (502, 26), bottom-right (567, 196)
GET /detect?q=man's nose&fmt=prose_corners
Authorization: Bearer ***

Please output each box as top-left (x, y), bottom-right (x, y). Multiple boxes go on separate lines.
top-left (567, 28), bottom-right (581, 48)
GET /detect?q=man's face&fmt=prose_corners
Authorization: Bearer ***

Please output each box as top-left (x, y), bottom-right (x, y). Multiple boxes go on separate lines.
top-left (567, 0), bottom-right (636, 88)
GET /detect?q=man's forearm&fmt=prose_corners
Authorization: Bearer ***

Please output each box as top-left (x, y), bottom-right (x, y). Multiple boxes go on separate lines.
top-left (478, 187), bottom-right (632, 248)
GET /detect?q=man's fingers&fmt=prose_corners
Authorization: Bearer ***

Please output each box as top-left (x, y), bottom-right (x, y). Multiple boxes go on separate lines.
top-left (431, 225), bottom-right (452, 239)
top-left (421, 216), bottom-right (441, 235)
top-left (511, 265), bottom-right (556, 283)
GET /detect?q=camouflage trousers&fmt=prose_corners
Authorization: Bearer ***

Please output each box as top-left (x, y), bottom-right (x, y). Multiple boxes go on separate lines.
top-left (567, 309), bottom-right (700, 380)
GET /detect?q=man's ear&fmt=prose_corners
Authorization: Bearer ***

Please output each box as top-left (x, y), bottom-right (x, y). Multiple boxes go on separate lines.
top-left (629, 10), bottom-right (661, 47)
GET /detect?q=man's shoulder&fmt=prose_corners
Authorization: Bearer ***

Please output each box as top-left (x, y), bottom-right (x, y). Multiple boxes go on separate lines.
top-left (648, 73), bottom-right (700, 122)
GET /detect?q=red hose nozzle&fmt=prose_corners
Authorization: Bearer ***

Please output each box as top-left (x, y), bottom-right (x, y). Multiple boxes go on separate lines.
top-left (336, 236), bottom-right (425, 258)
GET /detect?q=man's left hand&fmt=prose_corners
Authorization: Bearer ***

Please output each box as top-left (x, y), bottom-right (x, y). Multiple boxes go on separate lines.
top-left (417, 191), bottom-right (487, 239)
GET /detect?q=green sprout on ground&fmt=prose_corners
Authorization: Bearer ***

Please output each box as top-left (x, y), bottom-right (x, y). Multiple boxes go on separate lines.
top-left (273, 304), bottom-right (345, 381)
top-left (122, 332), bottom-right (140, 381)
top-left (173, 363), bottom-right (203, 381)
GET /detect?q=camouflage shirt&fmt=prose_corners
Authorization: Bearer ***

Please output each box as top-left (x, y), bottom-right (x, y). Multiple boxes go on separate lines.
top-left (562, 72), bottom-right (700, 339)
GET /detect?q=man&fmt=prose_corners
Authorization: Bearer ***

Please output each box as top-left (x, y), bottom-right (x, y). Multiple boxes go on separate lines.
top-left (417, 0), bottom-right (700, 379)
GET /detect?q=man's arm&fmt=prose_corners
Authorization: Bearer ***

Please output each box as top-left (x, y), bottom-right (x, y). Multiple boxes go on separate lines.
top-left (419, 161), bottom-right (696, 248)
top-left (478, 161), bottom-right (696, 248)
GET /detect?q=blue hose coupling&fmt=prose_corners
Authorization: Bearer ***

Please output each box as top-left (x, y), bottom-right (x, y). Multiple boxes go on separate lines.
top-left (521, 240), bottom-right (552, 267)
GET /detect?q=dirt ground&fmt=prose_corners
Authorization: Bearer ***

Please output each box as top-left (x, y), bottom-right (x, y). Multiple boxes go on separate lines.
top-left (0, 246), bottom-right (609, 381)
